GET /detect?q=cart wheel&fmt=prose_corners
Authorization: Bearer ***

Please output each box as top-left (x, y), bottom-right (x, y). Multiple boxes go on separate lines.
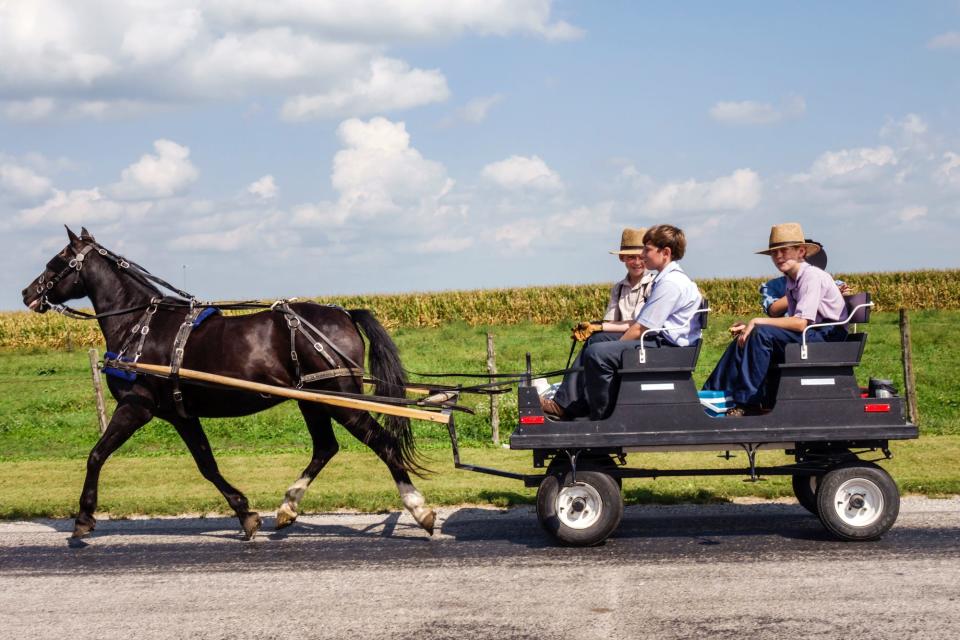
top-left (791, 474), bottom-right (821, 515)
top-left (536, 470), bottom-right (623, 546)
top-left (816, 462), bottom-right (900, 541)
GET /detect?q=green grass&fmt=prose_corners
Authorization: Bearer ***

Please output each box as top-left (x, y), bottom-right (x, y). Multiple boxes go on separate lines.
top-left (0, 438), bottom-right (957, 519)
top-left (1, 311), bottom-right (956, 464)
top-left (0, 312), bottom-right (957, 516)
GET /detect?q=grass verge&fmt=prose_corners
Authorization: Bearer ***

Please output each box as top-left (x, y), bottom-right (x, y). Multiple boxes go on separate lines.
top-left (1, 437), bottom-right (956, 520)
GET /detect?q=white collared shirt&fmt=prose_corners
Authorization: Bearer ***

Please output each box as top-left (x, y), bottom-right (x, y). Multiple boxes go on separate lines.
top-left (633, 261), bottom-right (703, 346)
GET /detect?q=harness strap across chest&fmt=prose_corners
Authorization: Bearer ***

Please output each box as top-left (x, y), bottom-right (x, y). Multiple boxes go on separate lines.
top-left (169, 305), bottom-right (206, 418)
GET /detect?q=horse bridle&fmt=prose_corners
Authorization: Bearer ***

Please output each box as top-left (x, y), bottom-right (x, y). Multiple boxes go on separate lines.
top-left (32, 239), bottom-right (174, 319)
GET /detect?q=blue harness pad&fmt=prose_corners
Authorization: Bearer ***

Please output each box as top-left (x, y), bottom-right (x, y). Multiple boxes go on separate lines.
top-left (192, 306), bottom-right (219, 327)
top-left (103, 351), bottom-right (137, 381)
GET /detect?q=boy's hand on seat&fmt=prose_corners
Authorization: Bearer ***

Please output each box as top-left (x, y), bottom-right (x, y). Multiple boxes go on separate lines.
top-left (572, 321), bottom-right (602, 342)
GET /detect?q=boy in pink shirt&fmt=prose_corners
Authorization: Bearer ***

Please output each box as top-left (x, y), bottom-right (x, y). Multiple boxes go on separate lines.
top-left (703, 223), bottom-right (846, 415)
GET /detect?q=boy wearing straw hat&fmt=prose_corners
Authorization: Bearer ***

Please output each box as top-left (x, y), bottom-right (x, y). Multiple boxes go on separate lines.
top-left (703, 223), bottom-right (847, 416)
top-left (572, 227), bottom-right (657, 342)
top-left (544, 224), bottom-right (702, 420)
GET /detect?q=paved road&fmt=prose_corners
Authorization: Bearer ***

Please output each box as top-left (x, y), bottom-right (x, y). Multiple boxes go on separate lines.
top-left (2, 497), bottom-right (958, 640)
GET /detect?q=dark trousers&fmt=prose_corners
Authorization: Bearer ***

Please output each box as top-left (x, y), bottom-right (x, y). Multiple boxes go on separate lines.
top-left (703, 325), bottom-right (846, 407)
top-left (554, 332), bottom-right (620, 418)
top-left (555, 332), bottom-right (665, 420)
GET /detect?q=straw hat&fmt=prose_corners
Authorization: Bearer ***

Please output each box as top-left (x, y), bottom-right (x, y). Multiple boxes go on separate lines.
top-left (609, 227), bottom-right (648, 255)
top-left (756, 223), bottom-right (821, 257)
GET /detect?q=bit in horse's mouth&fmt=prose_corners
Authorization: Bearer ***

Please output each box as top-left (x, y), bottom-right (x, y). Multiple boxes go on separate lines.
top-left (28, 299), bottom-right (41, 311)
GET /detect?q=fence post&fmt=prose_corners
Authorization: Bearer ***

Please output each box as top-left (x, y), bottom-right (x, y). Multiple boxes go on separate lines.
top-left (899, 309), bottom-right (919, 425)
top-left (88, 348), bottom-right (109, 435)
top-left (486, 332), bottom-right (499, 445)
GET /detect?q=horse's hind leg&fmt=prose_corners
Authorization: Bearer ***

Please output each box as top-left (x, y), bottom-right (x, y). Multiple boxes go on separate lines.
top-left (334, 409), bottom-right (436, 535)
top-left (73, 399), bottom-right (153, 539)
top-left (276, 402), bottom-right (339, 530)
top-left (168, 415), bottom-right (261, 540)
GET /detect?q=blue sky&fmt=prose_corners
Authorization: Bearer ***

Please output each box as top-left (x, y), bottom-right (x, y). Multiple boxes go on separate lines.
top-left (3, 1), bottom-right (959, 310)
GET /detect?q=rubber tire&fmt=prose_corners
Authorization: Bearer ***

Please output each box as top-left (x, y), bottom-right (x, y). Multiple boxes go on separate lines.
top-left (791, 474), bottom-right (821, 515)
top-left (536, 470), bottom-right (623, 547)
top-left (816, 462), bottom-right (900, 541)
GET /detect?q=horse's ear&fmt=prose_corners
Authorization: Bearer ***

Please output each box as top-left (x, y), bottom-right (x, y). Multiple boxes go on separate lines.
top-left (65, 226), bottom-right (81, 245)
top-left (80, 227), bottom-right (94, 241)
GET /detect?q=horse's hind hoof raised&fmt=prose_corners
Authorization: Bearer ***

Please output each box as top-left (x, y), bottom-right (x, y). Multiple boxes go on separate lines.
top-left (418, 509), bottom-right (436, 536)
top-left (241, 512), bottom-right (262, 540)
top-left (275, 504), bottom-right (298, 530)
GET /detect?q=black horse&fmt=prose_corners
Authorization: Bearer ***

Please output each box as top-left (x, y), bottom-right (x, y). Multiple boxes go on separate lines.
top-left (21, 227), bottom-right (436, 540)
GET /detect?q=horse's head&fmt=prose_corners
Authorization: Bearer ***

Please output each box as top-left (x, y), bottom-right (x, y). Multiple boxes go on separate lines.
top-left (22, 226), bottom-right (98, 313)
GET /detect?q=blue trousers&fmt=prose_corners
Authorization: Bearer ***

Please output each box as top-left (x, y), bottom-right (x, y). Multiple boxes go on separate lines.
top-left (555, 332), bottom-right (665, 420)
top-left (703, 324), bottom-right (846, 407)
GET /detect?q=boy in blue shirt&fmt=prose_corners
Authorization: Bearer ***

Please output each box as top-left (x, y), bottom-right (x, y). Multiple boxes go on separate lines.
top-left (543, 224), bottom-right (702, 420)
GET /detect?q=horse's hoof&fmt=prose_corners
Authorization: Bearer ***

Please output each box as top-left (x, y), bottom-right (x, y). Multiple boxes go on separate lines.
top-left (241, 512), bottom-right (262, 540)
top-left (419, 509), bottom-right (436, 536)
top-left (72, 515), bottom-right (96, 538)
top-left (275, 504), bottom-right (298, 530)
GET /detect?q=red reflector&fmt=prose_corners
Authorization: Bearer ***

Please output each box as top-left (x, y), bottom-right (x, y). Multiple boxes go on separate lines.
top-left (520, 415), bottom-right (545, 425)
top-left (860, 393), bottom-right (869, 399)
top-left (864, 404), bottom-right (891, 413)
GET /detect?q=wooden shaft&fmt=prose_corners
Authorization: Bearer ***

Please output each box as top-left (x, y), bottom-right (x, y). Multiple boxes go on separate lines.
top-left (88, 348), bottom-right (109, 434)
top-left (129, 362), bottom-right (450, 425)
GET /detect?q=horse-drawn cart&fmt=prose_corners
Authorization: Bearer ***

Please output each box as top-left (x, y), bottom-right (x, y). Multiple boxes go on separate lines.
top-left (445, 297), bottom-right (920, 546)
top-left (23, 228), bottom-right (918, 547)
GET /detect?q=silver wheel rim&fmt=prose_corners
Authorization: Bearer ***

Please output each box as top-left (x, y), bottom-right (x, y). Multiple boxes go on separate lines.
top-left (832, 477), bottom-right (884, 527)
top-left (556, 482), bottom-right (603, 530)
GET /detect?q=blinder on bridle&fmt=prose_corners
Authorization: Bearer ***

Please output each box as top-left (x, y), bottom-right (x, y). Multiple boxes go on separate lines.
top-left (33, 242), bottom-right (99, 310)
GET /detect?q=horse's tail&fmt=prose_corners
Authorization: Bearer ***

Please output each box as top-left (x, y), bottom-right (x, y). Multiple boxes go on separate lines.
top-left (348, 309), bottom-right (424, 475)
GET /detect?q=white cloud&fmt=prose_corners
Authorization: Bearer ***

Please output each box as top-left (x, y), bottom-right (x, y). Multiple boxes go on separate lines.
top-left (109, 139), bottom-right (199, 200)
top-left (927, 31), bottom-right (960, 50)
top-left (646, 169), bottom-right (762, 212)
top-left (0, 98), bottom-right (56, 121)
top-left (205, 0), bottom-right (583, 42)
top-left (481, 155), bottom-right (563, 191)
top-left (327, 116), bottom-right (454, 220)
top-left (494, 202), bottom-right (612, 250)
top-left (709, 96), bottom-right (806, 126)
top-left (280, 57), bottom-right (449, 120)
top-left (248, 175), bottom-right (278, 199)
top-left (0, 1), bottom-right (576, 121)
top-left (444, 94), bottom-right (503, 126)
top-left (793, 146), bottom-right (898, 185)
top-left (120, 8), bottom-right (203, 65)
top-left (936, 152), bottom-right (960, 185)
top-left (898, 205), bottom-right (927, 222)
top-left (0, 162), bottom-right (53, 201)
top-left (17, 188), bottom-right (131, 227)
top-left (880, 113), bottom-right (929, 143)
top-left (414, 236), bottom-right (474, 254)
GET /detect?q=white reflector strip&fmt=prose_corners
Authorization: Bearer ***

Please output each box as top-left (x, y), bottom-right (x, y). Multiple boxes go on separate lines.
top-left (641, 383), bottom-right (675, 391)
top-left (801, 378), bottom-right (835, 386)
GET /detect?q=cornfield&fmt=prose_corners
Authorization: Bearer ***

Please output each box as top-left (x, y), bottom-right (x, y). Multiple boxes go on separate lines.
top-left (3, 269), bottom-right (958, 349)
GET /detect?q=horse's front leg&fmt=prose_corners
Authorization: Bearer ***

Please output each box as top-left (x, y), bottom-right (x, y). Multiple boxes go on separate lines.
top-left (74, 397), bottom-right (154, 539)
top-left (167, 415), bottom-right (261, 540)
top-left (276, 403), bottom-right (340, 529)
